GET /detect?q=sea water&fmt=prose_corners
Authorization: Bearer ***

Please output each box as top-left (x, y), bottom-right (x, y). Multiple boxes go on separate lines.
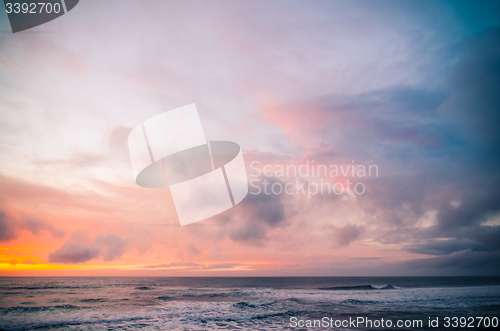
top-left (0, 277), bottom-right (499, 330)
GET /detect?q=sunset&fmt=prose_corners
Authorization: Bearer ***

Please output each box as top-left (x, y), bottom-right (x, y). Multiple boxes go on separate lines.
top-left (0, 0), bottom-right (499, 329)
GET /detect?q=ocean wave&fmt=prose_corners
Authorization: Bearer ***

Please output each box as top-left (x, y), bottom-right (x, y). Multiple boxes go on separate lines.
top-left (79, 298), bottom-right (107, 303)
top-left (0, 284), bottom-right (498, 331)
top-left (371, 284), bottom-right (401, 289)
top-left (156, 296), bottom-right (175, 301)
top-left (0, 305), bottom-right (295, 331)
top-left (178, 291), bottom-right (252, 301)
top-left (1, 286), bottom-right (80, 290)
top-left (341, 299), bottom-right (379, 305)
top-left (0, 312), bottom-right (152, 331)
top-left (196, 309), bottom-right (295, 323)
top-left (0, 285), bottom-right (104, 291)
top-left (285, 297), bottom-right (304, 303)
top-left (152, 291), bottom-right (252, 302)
top-left (319, 284), bottom-right (400, 291)
top-left (233, 300), bottom-right (276, 309)
top-left (0, 304), bottom-right (91, 314)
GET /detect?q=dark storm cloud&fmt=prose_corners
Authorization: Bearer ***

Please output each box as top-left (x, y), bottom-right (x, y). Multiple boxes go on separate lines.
top-left (371, 178), bottom-right (500, 256)
top-left (435, 183), bottom-right (500, 229)
top-left (406, 239), bottom-right (490, 256)
top-left (244, 22), bottom-right (500, 274)
top-left (49, 232), bottom-right (130, 264)
top-left (397, 28), bottom-right (500, 268)
top-left (439, 27), bottom-right (500, 150)
top-left (470, 225), bottom-right (500, 251)
top-left (405, 225), bottom-right (500, 254)
top-left (401, 250), bottom-right (500, 273)
top-left (295, 24), bottom-right (500, 273)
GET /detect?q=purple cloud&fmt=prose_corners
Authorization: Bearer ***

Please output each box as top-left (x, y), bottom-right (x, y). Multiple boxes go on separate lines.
top-left (49, 232), bottom-right (130, 264)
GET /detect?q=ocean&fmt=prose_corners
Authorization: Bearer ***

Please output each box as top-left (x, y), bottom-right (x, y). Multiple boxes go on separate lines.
top-left (0, 277), bottom-right (499, 330)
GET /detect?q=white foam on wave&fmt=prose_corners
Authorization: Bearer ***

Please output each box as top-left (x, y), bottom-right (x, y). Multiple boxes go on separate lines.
top-left (0, 300), bottom-right (291, 331)
top-left (370, 284), bottom-right (389, 289)
top-left (2, 286), bottom-right (500, 330)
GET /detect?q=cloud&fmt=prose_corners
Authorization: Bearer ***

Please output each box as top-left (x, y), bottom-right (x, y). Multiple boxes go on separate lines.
top-left (182, 173), bottom-right (289, 247)
top-left (142, 262), bottom-right (201, 269)
top-left (36, 151), bottom-right (105, 168)
top-left (261, 87), bottom-right (448, 153)
top-left (471, 225), bottom-right (500, 251)
top-left (224, 176), bottom-right (287, 245)
top-left (109, 125), bottom-right (132, 147)
top-left (435, 184), bottom-right (500, 230)
top-left (336, 27), bottom-right (500, 266)
top-left (0, 210), bottom-right (64, 241)
top-left (93, 232), bottom-right (129, 262)
top-left (0, 211), bottom-right (17, 241)
top-left (208, 263), bottom-right (241, 269)
top-left (141, 262), bottom-right (241, 270)
top-left (439, 27), bottom-right (500, 148)
top-left (331, 224), bottom-right (364, 247)
top-left (24, 216), bottom-right (65, 238)
top-left (186, 243), bottom-right (200, 256)
top-left (48, 232), bottom-right (131, 264)
top-left (22, 260), bottom-right (36, 265)
top-left (406, 239), bottom-right (490, 256)
top-left (401, 249), bottom-right (500, 273)
top-left (406, 225), bottom-right (500, 255)
top-left (1, 1), bottom-right (500, 276)
top-left (48, 238), bottom-right (101, 264)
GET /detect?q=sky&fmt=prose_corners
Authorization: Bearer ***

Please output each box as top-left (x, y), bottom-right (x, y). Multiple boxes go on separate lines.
top-left (0, 0), bottom-right (499, 276)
